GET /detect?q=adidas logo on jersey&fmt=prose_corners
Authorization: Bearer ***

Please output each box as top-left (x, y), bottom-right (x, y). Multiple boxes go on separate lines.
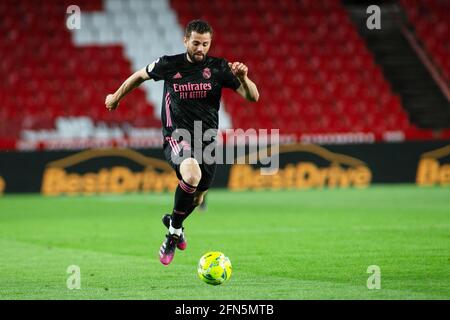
top-left (173, 72), bottom-right (182, 79)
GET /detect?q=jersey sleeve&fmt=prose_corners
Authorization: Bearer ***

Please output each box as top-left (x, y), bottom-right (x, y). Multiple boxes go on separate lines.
top-left (220, 59), bottom-right (242, 90)
top-left (146, 56), bottom-right (170, 81)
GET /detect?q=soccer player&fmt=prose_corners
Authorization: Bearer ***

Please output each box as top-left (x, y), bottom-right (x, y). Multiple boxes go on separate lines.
top-left (105, 20), bottom-right (259, 265)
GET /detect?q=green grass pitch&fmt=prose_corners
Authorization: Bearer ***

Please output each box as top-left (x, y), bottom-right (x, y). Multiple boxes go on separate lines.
top-left (0, 185), bottom-right (449, 299)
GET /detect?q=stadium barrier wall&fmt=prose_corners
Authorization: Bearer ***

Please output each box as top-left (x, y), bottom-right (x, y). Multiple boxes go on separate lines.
top-left (0, 141), bottom-right (449, 195)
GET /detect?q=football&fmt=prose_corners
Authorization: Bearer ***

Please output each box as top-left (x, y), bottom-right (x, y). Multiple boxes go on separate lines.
top-left (197, 252), bottom-right (232, 285)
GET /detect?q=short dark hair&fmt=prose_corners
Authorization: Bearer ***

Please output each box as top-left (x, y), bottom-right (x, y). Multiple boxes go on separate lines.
top-left (185, 19), bottom-right (213, 38)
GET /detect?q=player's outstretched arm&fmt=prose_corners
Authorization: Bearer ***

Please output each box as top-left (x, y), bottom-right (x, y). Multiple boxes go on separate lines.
top-left (229, 62), bottom-right (259, 103)
top-left (105, 67), bottom-right (150, 111)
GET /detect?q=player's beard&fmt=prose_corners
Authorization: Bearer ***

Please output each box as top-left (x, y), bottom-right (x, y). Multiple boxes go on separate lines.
top-left (187, 51), bottom-right (205, 64)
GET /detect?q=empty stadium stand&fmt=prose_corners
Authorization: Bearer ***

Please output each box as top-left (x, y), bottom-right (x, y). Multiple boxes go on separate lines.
top-left (0, 0), bottom-right (160, 145)
top-left (0, 0), bottom-right (448, 150)
top-left (401, 0), bottom-right (449, 82)
top-left (345, 1), bottom-right (450, 130)
top-left (171, 0), bottom-right (437, 139)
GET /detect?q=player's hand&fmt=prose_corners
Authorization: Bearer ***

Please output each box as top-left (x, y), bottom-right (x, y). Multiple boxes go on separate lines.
top-left (228, 62), bottom-right (248, 80)
top-left (105, 94), bottom-right (119, 111)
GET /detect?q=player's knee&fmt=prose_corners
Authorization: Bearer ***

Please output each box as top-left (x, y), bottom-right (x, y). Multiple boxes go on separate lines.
top-left (180, 158), bottom-right (202, 186)
top-left (183, 173), bottom-right (201, 187)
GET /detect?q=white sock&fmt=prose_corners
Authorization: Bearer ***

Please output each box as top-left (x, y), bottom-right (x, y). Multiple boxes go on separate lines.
top-left (169, 223), bottom-right (182, 236)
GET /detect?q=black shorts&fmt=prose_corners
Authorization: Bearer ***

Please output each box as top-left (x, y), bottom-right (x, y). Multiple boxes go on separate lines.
top-left (163, 140), bottom-right (216, 192)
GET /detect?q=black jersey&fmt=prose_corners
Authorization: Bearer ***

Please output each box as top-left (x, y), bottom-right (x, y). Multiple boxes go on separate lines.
top-left (146, 54), bottom-right (241, 145)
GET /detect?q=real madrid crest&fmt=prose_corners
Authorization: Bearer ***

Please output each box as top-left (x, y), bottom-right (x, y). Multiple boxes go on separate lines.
top-left (202, 68), bottom-right (211, 79)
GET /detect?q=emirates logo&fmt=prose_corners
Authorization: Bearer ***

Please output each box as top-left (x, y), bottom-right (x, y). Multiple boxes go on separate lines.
top-left (202, 68), bottom-right (211, 79)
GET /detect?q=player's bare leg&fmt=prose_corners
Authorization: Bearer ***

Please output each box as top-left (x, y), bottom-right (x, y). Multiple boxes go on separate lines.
top-left (159, 158), bottom-right (201, 265)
